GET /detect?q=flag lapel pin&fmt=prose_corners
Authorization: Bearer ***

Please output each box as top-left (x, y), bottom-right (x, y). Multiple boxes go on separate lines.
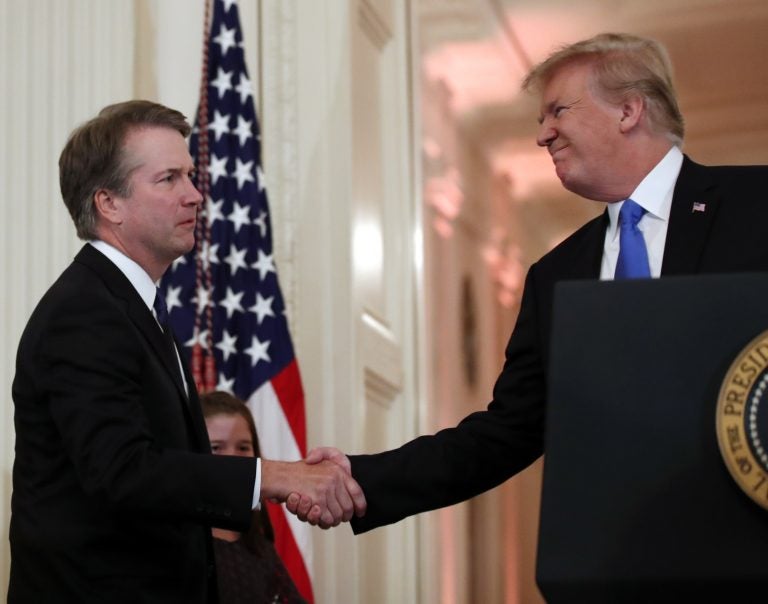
top-left (692, 201), bottom-right (706, 213)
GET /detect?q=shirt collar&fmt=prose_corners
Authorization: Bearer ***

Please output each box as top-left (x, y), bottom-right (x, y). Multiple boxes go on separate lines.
top-left (606, 145), bottom-right (684, 234)
top-left (88, 240), bottom-right (158, 310)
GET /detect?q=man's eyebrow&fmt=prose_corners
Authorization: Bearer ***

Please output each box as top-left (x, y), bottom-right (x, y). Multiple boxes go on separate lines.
top-left (154, 166), bottom-right (193, 177)
top-left (538, 98), bottom-right (580, 123)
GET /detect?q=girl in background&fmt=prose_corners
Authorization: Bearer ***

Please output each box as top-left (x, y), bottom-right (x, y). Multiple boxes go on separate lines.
top-left (201, 390), bottom-right (306, 604)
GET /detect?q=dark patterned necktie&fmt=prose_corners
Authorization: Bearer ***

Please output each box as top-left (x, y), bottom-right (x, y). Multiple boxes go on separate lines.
top-left (154, 289), bottom-right (188, 397)
top-left (153, 288), bottom-right (179, 363)
top-left (153, 287), bottom-right (170, 329)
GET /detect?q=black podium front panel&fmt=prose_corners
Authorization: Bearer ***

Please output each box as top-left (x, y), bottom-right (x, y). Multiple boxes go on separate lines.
top-left (537, 273), bottom-right (768, 603)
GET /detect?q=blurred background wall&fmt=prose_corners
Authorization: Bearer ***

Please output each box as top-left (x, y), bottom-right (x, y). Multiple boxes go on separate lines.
top-left (2, 0), bottom-right (767, 602)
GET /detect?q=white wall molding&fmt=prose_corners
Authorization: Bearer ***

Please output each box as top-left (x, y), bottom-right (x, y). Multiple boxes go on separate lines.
top-left (260, 0), bottom-right (300, 341)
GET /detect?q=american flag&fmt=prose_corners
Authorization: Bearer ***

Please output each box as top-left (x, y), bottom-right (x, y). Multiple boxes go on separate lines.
top-left (160, 0), bottom-right (314, 600)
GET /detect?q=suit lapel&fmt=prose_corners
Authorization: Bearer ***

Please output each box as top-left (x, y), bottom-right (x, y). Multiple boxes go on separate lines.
top-left (74, 245), bottom-right (189, 404)
top-left (75, 245), bottom-right (212, 451)
top-left (661, 156), bottom-right (720, 275)
top-left (567, 211), bottom-right (608, 279)
top-left (127, 301), bottom-right (189, 399)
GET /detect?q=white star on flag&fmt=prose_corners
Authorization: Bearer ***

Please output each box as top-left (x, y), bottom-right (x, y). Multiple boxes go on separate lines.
top-left (227, 201), bottom-right (251, 233)
top-left (208, 110), bottom-right (230, 141)
top-left (184, 328), bottom-right (210, 349)
top-left (208, 154), bottom-right (228, 185)
top-left (215, 329), bottom-right (238, 361)
top-left (213, 24), bottom-right (237, 56)
top-left (216, 373), bottom-right (236, 393)
top-left (233, 157), bottom-right (255, 189)
top-left (171, 254), bottom-right (186, 272)
top-left (251, 249), bottom-right (276, 280)
top-left (219, 286), bottom-right (244, 318)
top-left (193, 285), bottom-right (213, 315)
top-left (235, 73), bottom-right (253, 104)
top-left (233, 115), bottom-right (253, 146)
top-left (224, 244), bottom-right (248, 276)
top-left (253, 210), bottom-right (268, 237)
top-left (199, 241), bottom-right (220, 270)
top-left (207, 197), bottom-right (226, 226)
top-left (210, 67), bottom-right (233, 98)
top-left (257, 164), bottom-right (265, 191)
top-left (165, 285), bottom-right (183, 313)
top-left (249, 292), bottom-right (276, 324)
top-left (244, 335), bottom-right (271, 366)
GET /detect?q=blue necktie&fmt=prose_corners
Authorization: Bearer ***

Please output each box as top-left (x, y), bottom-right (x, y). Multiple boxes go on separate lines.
top-left (615, 199), bottom-right (651, 279)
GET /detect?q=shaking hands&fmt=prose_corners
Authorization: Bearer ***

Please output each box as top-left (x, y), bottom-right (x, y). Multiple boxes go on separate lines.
top-left (261, 447), bottom-right (364, 529)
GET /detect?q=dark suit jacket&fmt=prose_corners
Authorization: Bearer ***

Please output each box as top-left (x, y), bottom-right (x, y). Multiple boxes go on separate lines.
top-left (10, 244), bottom-right (257, 603)
top-left (350, 156), bottom-right (768, 533)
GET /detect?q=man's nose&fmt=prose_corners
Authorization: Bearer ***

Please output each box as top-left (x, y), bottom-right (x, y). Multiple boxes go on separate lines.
top-left (185, 178), bottom-right (203, 206)
top-left (536, 121), bottom-right (556, 148)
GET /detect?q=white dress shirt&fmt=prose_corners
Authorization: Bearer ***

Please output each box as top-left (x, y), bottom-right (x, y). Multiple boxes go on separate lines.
top-left (600, 145), bottom-right (684, 280)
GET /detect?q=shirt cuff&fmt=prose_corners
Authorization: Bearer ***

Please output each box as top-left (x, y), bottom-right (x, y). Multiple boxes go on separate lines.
top-left (252, 458), bottom-right (262, 510)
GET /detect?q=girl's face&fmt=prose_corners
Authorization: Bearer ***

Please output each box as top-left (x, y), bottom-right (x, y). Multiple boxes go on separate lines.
top-left (205, 413), bottom-right (255, 457)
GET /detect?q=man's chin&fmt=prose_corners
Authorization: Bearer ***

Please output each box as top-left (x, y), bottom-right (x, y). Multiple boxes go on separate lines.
top-left (558, 175), bottom-right (592, 199)
top-left (173, 239), bottom-right (196, 260)
top-left (554, 162), bottom-right (570, 183)
top-left (556, 170), bottom-right (576, 192)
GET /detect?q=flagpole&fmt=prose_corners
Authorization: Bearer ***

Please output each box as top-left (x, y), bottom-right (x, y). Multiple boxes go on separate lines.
top-left (193, 0), bottom-right (218, 393)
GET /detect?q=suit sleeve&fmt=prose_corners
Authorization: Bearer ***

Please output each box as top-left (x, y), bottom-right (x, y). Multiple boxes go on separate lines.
top-left (350, 265), bottom-right (548, 533)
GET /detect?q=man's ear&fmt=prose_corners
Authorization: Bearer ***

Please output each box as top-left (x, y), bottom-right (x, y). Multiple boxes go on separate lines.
top-left (618, 94), bottom-right (644, 133)
top-left (93, 189), bottom-right (123, 226)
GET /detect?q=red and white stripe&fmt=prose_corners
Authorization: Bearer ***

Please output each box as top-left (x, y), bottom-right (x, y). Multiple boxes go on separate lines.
top-left (249, 359), bottom-right (313, 602)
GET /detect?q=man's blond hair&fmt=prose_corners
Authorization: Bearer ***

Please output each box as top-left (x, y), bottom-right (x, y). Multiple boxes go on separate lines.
top-left (522, 33), bottom-right (684, 145)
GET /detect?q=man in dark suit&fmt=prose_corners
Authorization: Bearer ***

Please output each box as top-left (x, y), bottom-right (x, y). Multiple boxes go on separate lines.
top-left (9, 100), bottom-right (365, 603)
top-left (290, 32), bottom-right (768, 532)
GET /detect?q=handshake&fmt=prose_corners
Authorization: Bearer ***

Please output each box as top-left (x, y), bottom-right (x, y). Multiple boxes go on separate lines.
top-left (261, 447), bottom-right (365, 529)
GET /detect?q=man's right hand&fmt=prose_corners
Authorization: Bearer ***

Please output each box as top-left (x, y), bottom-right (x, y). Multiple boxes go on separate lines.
top-left (261, 456), bottom-right (365, 529)
top-left (284, 447), bottom-right (361, 526)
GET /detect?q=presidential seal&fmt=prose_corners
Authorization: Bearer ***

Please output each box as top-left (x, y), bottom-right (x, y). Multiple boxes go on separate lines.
top-left (716, 330), bottom-right (768, 511)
